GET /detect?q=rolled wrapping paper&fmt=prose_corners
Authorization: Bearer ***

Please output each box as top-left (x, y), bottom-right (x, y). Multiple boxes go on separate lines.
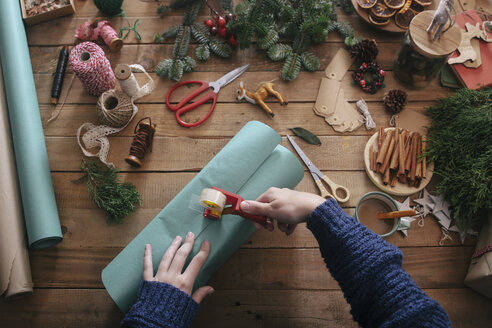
top-left (102, 121), bottom-right (305, 311)
top-left (69, 42), bottom-right (116, 96)
top-left (0, 0), bottom-right (62, 249)
top-left (0, 66), bottom-right (33, 300)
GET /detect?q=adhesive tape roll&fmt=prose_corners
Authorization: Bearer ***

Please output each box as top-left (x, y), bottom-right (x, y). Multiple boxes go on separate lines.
top-left (199, 188), bottom-right (226, 212)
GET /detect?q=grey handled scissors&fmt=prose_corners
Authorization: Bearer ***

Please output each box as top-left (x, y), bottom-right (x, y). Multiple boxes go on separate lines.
top-left (287, 135), bottom-right (350, 203)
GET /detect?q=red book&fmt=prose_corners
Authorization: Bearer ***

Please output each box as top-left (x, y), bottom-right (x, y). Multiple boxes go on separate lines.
top-left (448, 10), bottom-right (492, 90)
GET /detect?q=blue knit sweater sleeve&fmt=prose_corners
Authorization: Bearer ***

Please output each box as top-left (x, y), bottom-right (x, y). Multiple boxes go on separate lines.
top-left (121, 280), bottom-right (199, 328)
top-left (307, 198), bottom-right (450, 328)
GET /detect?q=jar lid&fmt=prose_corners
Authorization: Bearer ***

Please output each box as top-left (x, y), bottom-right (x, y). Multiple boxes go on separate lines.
top-left (409, 10), bottom-right (462, 58)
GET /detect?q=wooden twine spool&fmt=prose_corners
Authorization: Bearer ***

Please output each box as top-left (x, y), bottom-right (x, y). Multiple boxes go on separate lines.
top-left (96, 90), bottom-right (134, 128)
top-left (125, 117), bottom-right (156, 168)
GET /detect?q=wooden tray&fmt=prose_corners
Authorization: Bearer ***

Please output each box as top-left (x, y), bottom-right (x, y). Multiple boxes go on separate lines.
top-left (364, 128), bottom-right (434, 196)
top-left (351, 0), bottom-right (436, 33)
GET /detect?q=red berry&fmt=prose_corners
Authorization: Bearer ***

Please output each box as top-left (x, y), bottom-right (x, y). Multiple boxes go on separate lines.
top-left (225, 13), bottom-right (235, 22)
top-left (217, 16), bottom-right (226, 27)
top-left (380, 70), bottom-right (386, 77)
top-left (210, 26), bottom-right (218, 35)
top-left (359, 80), bottom-right (366, 87)
top-left (361, 63), bottom-right (368, 69)
top-left (228, 35), bottom-right (237, 46)
top-left (205, 19), bottom-right (214, 28)
top-left (218, 27), bottom-right (227, 37)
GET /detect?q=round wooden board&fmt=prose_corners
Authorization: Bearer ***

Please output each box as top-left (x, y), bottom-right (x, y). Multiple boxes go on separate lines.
top-left (364, 128), bottom-right (434, 196)
top-left (351, 0), bottom-right (436, 33)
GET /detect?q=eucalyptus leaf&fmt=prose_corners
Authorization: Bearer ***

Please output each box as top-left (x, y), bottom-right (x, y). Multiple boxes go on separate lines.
top-left (289, 127), bottom-right (321, 145)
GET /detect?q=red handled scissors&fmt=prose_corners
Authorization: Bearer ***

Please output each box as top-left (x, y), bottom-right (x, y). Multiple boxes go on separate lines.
top-left (165, 64), bottom-right (249, 128)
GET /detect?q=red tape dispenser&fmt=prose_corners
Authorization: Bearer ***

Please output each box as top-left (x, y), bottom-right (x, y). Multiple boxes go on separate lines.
top-left (199, 187), bottom-right (268, 226)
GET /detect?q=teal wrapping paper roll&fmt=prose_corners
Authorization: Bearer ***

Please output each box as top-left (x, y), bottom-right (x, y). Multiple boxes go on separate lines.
top-left (0, 0), bottom-right (62, 249)
top-left (102, 121), bottom-right (305, 311)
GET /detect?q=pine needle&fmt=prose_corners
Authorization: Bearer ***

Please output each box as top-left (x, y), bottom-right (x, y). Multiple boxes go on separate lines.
top-left (72, 160), bottom-right (141, 224)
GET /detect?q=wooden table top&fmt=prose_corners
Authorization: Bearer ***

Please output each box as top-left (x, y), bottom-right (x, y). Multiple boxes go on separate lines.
top-left (1, 1), bottom-right (491, 327)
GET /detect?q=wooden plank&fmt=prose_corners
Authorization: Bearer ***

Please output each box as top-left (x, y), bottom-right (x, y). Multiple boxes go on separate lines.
top-left (54, 207), bottom-right (474, 249)
top-left (46, 136), bottom-right (370, 171)
top-left (33, 71), bottom-right (448, 104)
top-left (26, 14), bottom-right (405, 46)
top-left (0, 288), bottom-right (489, 328)
top-left (39, 102), bottom-right (431, 137)
top-left (29, 42), bottom-right (402, 74)
top-left (53, 171), bottom-right (378, 209)
top-left (29, 247), bottom-right (475, 289)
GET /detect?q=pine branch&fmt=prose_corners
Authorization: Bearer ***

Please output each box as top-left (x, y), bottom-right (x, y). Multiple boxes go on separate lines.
top-left (72, 160), bottom-right (141, 224)
top-left (282, 52), bottom-right (301, 81)
top-left (267, 43), bottom-right (292, 61)
top-left (191, 23), bottom-right (211, 44)
top-left (301, 51), bottom-right (320, 71)
top-left (258, 29), bottom-right (279, 50)
top-left (195, 44), bottom-right (211, 61)
top-left (173, 25), bottom-right (191, 58)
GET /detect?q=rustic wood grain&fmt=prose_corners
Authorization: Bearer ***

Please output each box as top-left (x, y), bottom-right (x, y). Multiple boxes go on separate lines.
top-left (2, 1), bottom-right (489, 327)
top-left (28, 247), bottom-right (474, 289)
top-left (33, 71), bottom-right (448, 104)
top-left (1, 289), bottom-right (490, 328)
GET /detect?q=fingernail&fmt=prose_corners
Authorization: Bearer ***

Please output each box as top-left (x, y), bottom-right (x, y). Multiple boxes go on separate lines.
top-left (145, 244), bottom-right (150, 250)
top-left (174, 236), bottom-right (181, 244)
top-left (240, 201), bottom-right (249, 212)
top-left (208, 287), bottom-right (215, 294)
top-left (187, 231), bottom-right (194, 239)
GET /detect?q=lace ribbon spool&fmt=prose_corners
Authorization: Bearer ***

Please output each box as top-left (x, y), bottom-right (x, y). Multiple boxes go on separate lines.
top-left (97, 90), bottom-right (134, 128)
top-left (77, 90), bottom-right (137, 166)
top-left (114, 64), bottom-right (155, 100)
top-left (69, 42), bottom-right (115, 96)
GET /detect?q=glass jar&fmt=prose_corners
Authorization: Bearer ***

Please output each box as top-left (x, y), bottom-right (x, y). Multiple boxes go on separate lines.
top-left (393, 11), bottom-right (461, 88)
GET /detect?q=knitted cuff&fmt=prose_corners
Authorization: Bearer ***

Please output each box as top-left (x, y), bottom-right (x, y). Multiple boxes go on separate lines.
top-left (121, 280), bottom-right (199, 328)
top-left (307, 198), bottom-right (360, 236)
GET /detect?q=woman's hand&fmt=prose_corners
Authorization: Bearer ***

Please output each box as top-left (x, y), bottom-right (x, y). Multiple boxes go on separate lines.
top-left (143, 232), bottom-right (214, 304)
top-left (241, 187), bottom-right (326, 235)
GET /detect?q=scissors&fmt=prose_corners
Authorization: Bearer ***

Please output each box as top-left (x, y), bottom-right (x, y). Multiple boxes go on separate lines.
top-left (165, 64), bottom-right (249, 128)
top-left (287, 135), bottom-right (350, 203)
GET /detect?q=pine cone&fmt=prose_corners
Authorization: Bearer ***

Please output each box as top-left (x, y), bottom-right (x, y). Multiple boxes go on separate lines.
top-left (350, 39), bottom-right (379, 63)
top-left (383, 89), bottom-right (408, 114)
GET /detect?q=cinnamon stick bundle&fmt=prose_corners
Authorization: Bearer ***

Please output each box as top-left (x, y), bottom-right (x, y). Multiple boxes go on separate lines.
top-left (379, 133), bottom-right (395, 174)
top-left (409, 132), bottom-right (420, 184)
top-left (398, 129), bottom-right (407, 180)
top-left (389, 128), bottom-right (400, 172)
top-left (376, 129), bottom-right (392, 169)
top-left (404, 132), bottom-right (413, 173)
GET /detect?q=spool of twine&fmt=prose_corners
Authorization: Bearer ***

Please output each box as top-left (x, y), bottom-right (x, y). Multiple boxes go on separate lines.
top-left (96, 20), bottom-right (123, 52)
top-left (97, 90), bottom-right (134, 128)
top-left (115, 63), bottom-right (155, 100)
top-left (94, 0), bottom-right (124, 17)
top-left (69, 42), bottom-right (116, 96)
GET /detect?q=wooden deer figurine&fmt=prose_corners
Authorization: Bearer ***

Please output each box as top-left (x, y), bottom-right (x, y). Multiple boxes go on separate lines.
top-left (448, 22), bottom-right (492, 65)
top-left (236, 81), bottom-right (287, 117)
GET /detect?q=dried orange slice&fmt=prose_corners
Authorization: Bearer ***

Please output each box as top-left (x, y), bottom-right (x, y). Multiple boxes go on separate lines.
top-left (370, 1), bottom-right (397, 18)
top-left (384, 0), bottom-right (406, 9)
top-left (414, 0), bottom-right (432, 6)
top-left (394, 8), bottom-right (417, 29)
top-left (358, 0), bottom-right (378, 9)
top-left (410, 2), bottom-right (426, 12)
top-left (369, 13), bottom-right (391, 26)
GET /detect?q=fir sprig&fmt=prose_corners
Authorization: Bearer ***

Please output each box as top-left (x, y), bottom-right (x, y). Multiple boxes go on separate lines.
top-left (227, 0), bottom-right (359, 81)
top-left (72, 160), bottom-right (141, 224)
top-left (426, 88), bottom-right (492, 233)
top-left (155, 0), bottom-right (232, 81)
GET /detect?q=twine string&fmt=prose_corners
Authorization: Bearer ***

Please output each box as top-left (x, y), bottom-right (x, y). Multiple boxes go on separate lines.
top-left (128, 117), bottom-right (155, 161)
top-left (356, 99), bottom-right (376, 130)
top-left (69, 42), bottom-right (115, 96)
